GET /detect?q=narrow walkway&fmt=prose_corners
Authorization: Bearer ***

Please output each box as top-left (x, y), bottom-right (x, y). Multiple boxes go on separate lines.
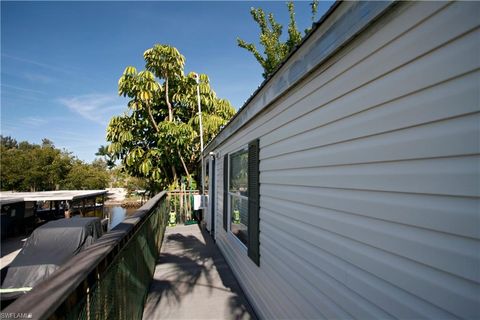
top-left (143, 224), bottom-right (257, 320)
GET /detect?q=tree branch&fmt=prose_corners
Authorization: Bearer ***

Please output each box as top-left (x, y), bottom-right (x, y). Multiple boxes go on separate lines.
top-left (177, 149), bottom-right (190, 178)
top-left (165, 78), bottom-right (173, 122)
top-left (146, 103), bottom-right (160, 133)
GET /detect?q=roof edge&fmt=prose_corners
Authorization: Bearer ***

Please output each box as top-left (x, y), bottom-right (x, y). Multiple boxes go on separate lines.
top-left (204, 1), bottom-right (395, 155)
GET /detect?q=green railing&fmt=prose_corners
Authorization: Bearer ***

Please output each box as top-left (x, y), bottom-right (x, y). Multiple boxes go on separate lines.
top-left (168, 190), bottom-right (200, 224)
top-left (4, 191), bottom-right (169, 320)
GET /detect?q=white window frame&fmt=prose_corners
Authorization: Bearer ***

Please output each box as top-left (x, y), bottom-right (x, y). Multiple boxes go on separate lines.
top-left (228, 145), bottom-right (249, 250)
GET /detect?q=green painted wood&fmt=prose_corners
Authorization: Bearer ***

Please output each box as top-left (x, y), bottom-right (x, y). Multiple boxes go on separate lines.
top-left (248, 139), bottom-right (260, 266)
top-left (223, 155), bottom-right (229, 231)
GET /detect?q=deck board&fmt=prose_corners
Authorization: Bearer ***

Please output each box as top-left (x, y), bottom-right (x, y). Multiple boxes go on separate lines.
top-left (143, 224), bottom-right (257, 320)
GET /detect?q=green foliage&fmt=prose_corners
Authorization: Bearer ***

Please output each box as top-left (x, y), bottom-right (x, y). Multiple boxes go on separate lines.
top-left (144, 45), bottom-right (185, 81)
top-left (1, 136), bottom-right (18, 149)
top-left (95, 145), bottom-right (116, 169)
top-left (63, 160), bottom-right (110, 190)
top-left (286, 2), bottom-right (302, 50)
top-left (107, 44), bottom-right (236, 191)
top-left (110, 165), bottom-right (148, 192)
top-left (310, 0), bottom-right (319, 23)
top-left (0, 135), bottom-right (109, 191)
top-left (237, 0), bottom-right (319, 79)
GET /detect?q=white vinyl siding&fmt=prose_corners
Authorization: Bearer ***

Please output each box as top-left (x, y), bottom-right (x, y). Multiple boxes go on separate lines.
top-left (212, 2), bottom-right (480, 319)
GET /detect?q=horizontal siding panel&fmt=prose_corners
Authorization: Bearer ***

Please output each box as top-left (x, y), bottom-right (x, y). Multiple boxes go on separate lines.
top-left (262, 208), bottom-right (480, 319)
top-left (261, 227), bottom-right (396, 320)
top-left (215, 241), bottom-right (275, 319)
top-left (217, 228), bottom-right (306, 319)
top-left (216, 158), bottom-right (309, 320)
top-left (261, 112), bottom-right (480, 169)
top-left (261, 37), bottom-right (480, 156)
top-left (261, 195), bottom-right (480, 282)
top-left (261, 220), bottom-right (458, 319)
top-left (261, 6), bottom-right (480, 148)
top-left (254, 256), bottom-right (316, 319)
top-left (212, 3), bottom-right (480, 319)
top-left (214, 156), bottom-right (225, 240)
top-left (261, 156), bottom-right (480, 197)
top-left (261, 184), bottom-right (480, 239)
top-left (218, 2), bottom-right (450, 153)
top-left (259, 238), bottom-right (346, 319)
top-left (253, 250), bottom-right (315, 319)
top-left (261, 72), bottom-right (480, 160)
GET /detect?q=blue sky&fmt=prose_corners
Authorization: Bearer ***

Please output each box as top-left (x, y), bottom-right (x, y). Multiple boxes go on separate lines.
top-left (1, 1), bottom-right (333, 162)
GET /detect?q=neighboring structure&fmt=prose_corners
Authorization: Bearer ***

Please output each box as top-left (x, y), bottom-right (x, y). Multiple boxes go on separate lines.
top-left (0, 190), bottom-right (107, 238)
top-left (0, 198), bottom-right (30, 239)
top-left (202, 1), bottom-right (480, 319)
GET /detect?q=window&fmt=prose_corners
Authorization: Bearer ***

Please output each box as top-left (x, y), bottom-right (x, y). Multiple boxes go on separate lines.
top-left (204, 159), bottom-right (209, 208)
top-left (229, 147), bottom-right (249, 246)
top-left (205, 159), bottom-right (209, 192)
top-left (223, 139), bottom-right (260, 266)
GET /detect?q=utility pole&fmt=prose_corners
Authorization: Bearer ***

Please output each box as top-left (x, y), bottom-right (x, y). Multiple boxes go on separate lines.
top-left (194, 73), bottom-right (205, 204)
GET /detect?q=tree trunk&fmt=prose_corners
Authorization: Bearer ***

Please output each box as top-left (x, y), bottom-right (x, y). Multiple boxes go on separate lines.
top-left (146, 104), bottom-right (160, 132)
top-left (171, 165), bottom-right (177, 186)
top-left (165, 78), bottom-right (173, 122)
top-left (178, 150), bottom-right (190, 178)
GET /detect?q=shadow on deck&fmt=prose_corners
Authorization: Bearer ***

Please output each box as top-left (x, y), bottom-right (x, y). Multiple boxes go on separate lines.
top-left (143, 224), bottom-right (257, 320)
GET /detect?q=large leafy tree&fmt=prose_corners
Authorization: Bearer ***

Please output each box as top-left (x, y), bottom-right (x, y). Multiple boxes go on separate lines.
top-left (107, 44), bottom-right (235, 190)
top-left (63, 159), bottom-right (110, 190)
top-left (0, 136), bottom-right (109, 191)
top-left (237, 1), bottom-right (319, 79)
top-left (0, 137), bottom-right (71, 191)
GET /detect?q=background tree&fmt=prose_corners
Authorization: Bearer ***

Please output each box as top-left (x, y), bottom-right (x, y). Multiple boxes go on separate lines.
top-left (95, 145), bottom-right (116, 169)
top-left (237, 0), bottom-right (319, 79)
top-left (107, 44), bottom-right (235, 191)
top-left (63, 159), bottom-right (110, 190)
top-left (1, 136), bottom-right (18, 149)
top-left (109, 164), bottom-right (149, 196)
top-left (0, 136), bottom-right (109, 191)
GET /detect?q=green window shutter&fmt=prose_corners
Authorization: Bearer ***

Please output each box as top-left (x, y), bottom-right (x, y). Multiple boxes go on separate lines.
top-left (223, 154), bottom-right (229, 231)
top-left (248, 139), bottom-right (260, 266)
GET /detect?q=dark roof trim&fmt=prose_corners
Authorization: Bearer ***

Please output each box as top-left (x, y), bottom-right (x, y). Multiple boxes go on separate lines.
top-left (0, 190), bottom-right (108, 204)
top-left (204, 1), bottom-right (394, 155)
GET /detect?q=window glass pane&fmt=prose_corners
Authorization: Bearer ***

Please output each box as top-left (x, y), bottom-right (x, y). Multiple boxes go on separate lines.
top-left (230, 194), bottom-right (248, 246)
top-left (229, 149), bottom-right (248, 196)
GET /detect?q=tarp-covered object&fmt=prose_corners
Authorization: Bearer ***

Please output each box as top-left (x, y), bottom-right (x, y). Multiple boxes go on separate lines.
top-left (1, 217), bottom-right (102, 300)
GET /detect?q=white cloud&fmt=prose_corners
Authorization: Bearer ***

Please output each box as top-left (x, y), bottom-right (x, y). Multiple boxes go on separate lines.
top-left (2, 53), bottom-right (75, 75)
top-left (1, 84), bottom-right (44, 95)
top-left (24, 73), bottom-right (54, 84)
top-left (21, 117), bottom-right (48, 126)
top-left (1, 90), bottom-right (42, 102)
top-left (57, 94), bottom-right (126, 126)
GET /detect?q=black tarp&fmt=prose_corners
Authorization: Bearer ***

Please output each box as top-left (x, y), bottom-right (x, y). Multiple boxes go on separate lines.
top-left (1, 217), bottom-right (102, 301)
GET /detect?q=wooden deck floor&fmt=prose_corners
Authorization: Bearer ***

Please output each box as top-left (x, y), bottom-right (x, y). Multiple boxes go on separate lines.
top-left (142, 224), bottom-right (257, 320)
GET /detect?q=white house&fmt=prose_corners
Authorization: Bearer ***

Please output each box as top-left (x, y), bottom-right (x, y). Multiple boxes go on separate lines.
top-left (203, 1), bottom-right (480, 319)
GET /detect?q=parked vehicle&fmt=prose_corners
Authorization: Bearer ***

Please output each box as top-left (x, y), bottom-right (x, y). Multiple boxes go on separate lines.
top-left (0, 217), bottom-right (103, 308)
